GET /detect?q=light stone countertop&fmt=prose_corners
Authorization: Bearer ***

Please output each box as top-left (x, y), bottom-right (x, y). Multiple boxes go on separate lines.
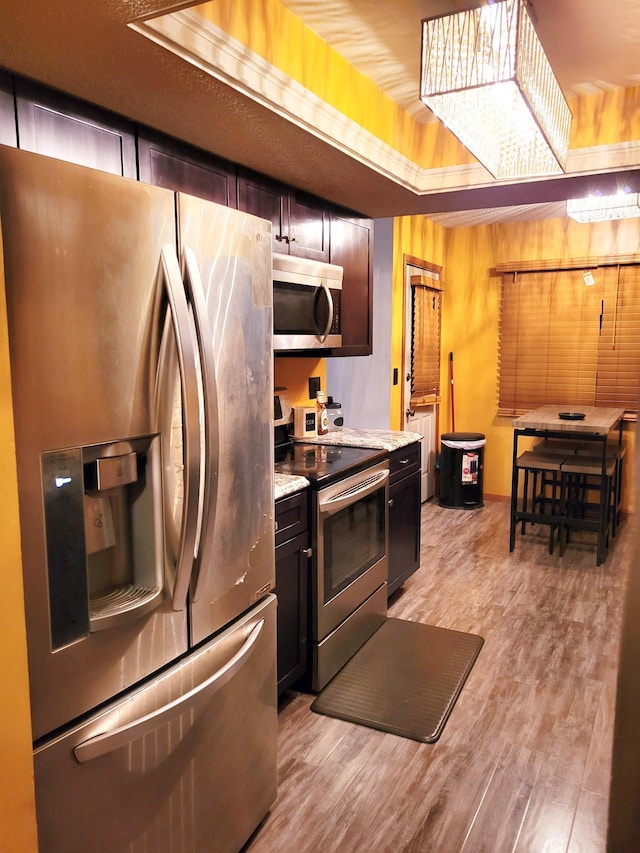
top-left (292, 427), bottom-right (422, 452)
top-left (275, 472), bottom-right (310, 501)
top-left (274, 428), bottom-right (422, 501)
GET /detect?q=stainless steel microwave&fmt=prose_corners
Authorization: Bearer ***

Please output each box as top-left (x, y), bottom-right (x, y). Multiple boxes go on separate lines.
top-left (273, 254), bottom-right (343, 351)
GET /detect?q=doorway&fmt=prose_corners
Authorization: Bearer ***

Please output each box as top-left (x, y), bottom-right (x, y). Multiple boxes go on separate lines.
top-left (403, 254), bottom-right (442, 501)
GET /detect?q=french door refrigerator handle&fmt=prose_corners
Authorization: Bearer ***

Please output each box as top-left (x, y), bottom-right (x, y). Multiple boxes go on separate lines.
top-left (73, 618), bottom-right (265, 763)
top-left (158, 244), bottom-right (202, 611)
top-left (317, 279), bottom-right (334, 343)
top-left (181, 246), bottom-right (219, 602)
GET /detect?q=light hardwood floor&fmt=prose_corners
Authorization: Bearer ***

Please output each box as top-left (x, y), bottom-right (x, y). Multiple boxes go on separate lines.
top-left (246, 500), bottom-right (632, 852)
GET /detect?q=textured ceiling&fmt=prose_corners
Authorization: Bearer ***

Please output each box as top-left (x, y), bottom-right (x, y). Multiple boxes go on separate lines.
top-left (0, 1), bottom-right (638, 224)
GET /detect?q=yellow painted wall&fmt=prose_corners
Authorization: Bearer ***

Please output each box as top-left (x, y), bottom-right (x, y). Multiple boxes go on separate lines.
top-left (569, 86), bottom-right (640, 148)
top-left (442, 216), bottom-right (639, 507)
top-left (0, 258), bottom-right (38, 850)
top-left (274, 356), bottom-right (326, 407)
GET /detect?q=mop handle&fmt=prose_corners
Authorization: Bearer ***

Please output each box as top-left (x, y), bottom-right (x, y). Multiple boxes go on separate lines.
top-left (449, 351), bottom-right (455, 433)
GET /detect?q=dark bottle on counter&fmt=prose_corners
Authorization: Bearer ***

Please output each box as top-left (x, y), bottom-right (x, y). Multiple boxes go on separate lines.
top-left (316, 391), bottom-right (329, 435)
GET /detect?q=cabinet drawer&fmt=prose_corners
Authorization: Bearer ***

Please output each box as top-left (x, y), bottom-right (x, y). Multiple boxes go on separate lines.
top-left (275, 490), bottom-right (309, 546)
top-left (389, 443), bottom-right (421, 484)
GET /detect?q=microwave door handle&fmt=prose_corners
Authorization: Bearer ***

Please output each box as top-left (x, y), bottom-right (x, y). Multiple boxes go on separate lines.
top-left (319, 468), bottom-right (389, 515)
top-left (181, 246), bottom-right (219, 603)
top-left (318, 280), bottom-right (334, 344)
top-left (73, 618), bottom-right (265, 763)
top-left (158, 244), bottom-right (202, 612)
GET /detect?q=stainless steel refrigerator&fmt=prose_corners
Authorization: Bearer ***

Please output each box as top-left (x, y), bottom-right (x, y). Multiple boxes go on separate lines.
top-left (0, 144), bottom-right (277, 852)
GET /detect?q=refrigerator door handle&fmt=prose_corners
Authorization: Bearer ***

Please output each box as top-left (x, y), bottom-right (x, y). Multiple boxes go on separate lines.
top-left (158, 244), bottom-right (202, 611)
top-left (181, 246), bottom-right (219, 601)
top-left (73, 617), bottom-right (265, 763)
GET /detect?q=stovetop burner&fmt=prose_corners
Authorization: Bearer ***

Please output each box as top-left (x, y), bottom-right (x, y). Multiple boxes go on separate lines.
top-left (274, 439), bottom-right (387, 488)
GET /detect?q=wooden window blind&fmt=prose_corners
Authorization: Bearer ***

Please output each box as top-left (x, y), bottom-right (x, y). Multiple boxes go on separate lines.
top-left (411, 282), bottom-right (441, 402)
top-left (499, 265), bottom-right (640, 416)
top-left (596, 265), bottom-right (640, 410)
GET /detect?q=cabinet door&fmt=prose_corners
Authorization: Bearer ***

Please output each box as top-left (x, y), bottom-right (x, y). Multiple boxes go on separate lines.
top-left (0, 69), bottom-right (16, 147)
top-left (288, 190), bottom-right (329, 261)
top-left (15, 79), bottom-right (136, 177)
top-left (274, 531), bottom-right (309, 695)
top-left (388, 472), bottom-right (421, 597)
top-left (138, 129), bottom-right (237, 207)
top-left (329, 214), bottom-right (373, 356)
top-left (237, 170), bottom-right (286, 253)
top-left (238, 171), bottom-right (329, 260)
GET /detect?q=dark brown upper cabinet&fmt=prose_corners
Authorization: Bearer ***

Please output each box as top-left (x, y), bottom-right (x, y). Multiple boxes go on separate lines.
top-left (14, 79), bottom-right (136, 178)
top-left (237, 169), bottom-right (329, 262)
top-left (328, 213), bottom-right (374, 356)
top-left (137, 128), bottom-right (237, 207)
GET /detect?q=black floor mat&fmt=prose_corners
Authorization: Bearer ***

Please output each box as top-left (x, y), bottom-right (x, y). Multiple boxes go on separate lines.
top-left (311, 618), bottom-right (483, 743)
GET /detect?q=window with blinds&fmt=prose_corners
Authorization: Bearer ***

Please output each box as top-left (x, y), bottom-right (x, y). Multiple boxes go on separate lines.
top-left (411, 279), bottom-right (441, 403)
top-left (498, 264), bottom-right (640, 416)
top-left (597, 265), bottom-right (640, 410)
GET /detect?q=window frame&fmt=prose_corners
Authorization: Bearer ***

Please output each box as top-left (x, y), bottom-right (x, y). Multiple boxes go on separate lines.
top-left (403, 255), bottom-right (443, 413)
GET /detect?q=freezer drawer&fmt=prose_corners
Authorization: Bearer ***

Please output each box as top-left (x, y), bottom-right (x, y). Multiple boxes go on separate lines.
top-left (33, 595), bottom-right (277, 853)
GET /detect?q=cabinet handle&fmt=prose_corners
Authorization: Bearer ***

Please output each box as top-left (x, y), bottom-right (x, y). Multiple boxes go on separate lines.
top-left (388, 498), bottom-right (394, 508)
top-left (398, 458), bottom-right (410, 465)
top-left (302, 547), bottom-right (313, 558)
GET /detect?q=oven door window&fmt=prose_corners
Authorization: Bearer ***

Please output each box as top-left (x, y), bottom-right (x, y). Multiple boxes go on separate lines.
top-left (322, 485), bottom-right (385, 603)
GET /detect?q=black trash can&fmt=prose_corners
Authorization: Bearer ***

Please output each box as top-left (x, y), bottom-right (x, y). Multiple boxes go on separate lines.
top-left (438, 432), bottom-right (486, 509)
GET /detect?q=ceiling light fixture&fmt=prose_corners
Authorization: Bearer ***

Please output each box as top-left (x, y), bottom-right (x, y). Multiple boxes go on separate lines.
top-left (420, 0), bottom-right (572, 180)
top-left (566, 191), bottom-right (640, 223)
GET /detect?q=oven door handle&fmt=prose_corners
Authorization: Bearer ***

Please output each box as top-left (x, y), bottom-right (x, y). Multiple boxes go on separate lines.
top-left (318, 468), bottom-right (389, 515)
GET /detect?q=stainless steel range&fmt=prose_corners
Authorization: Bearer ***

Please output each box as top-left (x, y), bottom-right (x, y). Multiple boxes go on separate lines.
top-left (275, 434), bottom-right (389, 690)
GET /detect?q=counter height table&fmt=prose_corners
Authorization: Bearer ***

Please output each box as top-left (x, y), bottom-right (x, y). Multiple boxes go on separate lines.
top-left (510, 405), bottom-right (625, 565)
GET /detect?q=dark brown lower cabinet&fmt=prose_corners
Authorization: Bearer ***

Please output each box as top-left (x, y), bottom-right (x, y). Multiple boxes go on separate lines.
top-left (388, 442), bottom-right (422, 597)
top-left (274, 490), bottom-right (310, 695)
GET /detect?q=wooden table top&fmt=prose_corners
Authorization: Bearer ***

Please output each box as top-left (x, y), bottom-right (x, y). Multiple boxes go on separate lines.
top-left (512, 405), bottom-right (625, 434)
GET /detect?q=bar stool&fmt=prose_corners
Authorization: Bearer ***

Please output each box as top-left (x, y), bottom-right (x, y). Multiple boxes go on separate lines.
top-left (532, 438), bottom-right (584, 457)
top-left (574, 443), bottom-right (626, 536)
top-left (514, 451), bottom-right (565, 553)
top-left (559, 456), bottom-right (616, 563)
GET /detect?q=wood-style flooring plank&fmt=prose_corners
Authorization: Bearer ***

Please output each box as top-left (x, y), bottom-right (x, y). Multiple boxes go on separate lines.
top-left (244, 501), bottom-right (631, 853)
top-left (566, 789), bottom-right (609, 853)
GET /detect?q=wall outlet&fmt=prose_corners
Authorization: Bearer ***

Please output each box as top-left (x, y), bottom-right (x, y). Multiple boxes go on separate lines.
top-left (308, 376), bottom-right (321, 399)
